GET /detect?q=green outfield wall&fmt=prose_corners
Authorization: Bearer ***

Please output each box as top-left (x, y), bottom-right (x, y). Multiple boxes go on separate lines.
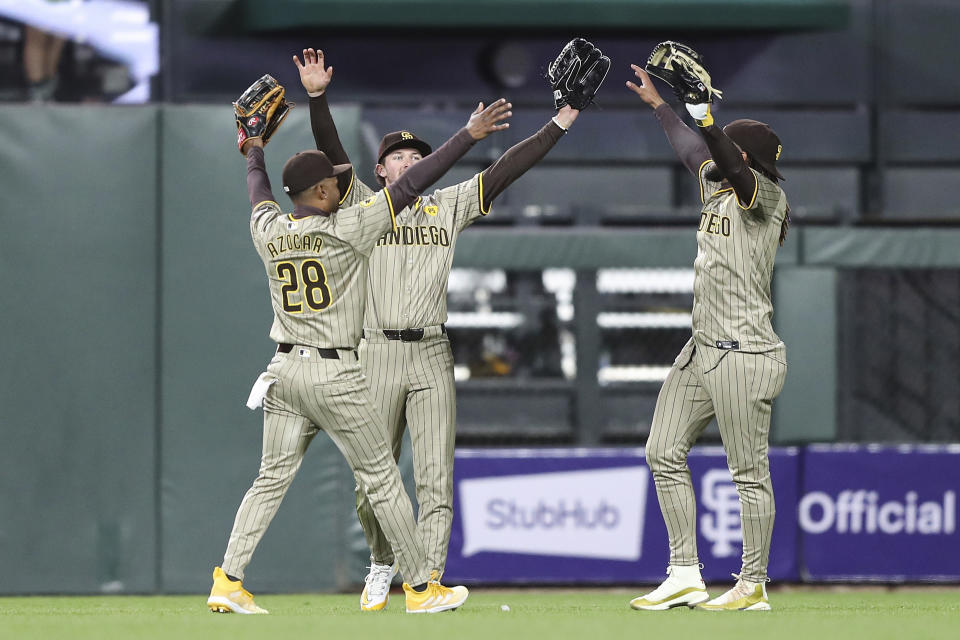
top-left (0, 104), bottom-right (953, 594)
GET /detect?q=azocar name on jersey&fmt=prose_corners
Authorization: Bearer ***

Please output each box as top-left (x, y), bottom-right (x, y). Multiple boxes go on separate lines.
top-left (266, 234), bottom-right (324, 258)
top-left (377, 224), bottom-right (450, 247)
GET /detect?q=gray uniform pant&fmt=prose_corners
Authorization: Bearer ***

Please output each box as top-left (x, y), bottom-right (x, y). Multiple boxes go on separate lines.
top-left (220, 347), bottom-right (430, 587)
top-left (355, 328), bottom-right (456, 575)
top-left (645, 338), bottom-right (786, 582)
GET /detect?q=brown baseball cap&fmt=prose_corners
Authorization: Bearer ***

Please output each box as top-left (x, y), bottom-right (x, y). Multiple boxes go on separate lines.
top-left (377, 130), bottom-right (432, 165)
top-left (723, 119), bottom-right (785, 181)
top-left (282, 150), bottom-right (351, 195)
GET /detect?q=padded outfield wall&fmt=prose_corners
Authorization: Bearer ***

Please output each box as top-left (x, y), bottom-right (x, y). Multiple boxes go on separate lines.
top-left (1, 105), bottom-right (959, 593)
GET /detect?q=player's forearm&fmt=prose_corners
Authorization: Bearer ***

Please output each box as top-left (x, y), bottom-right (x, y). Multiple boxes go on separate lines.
top-left (655, 103), bottom-right (711, 175)
top-left (386, 128), bottom-right (477, 211)
top-left (246, 146), bottom-right (275, 206)
top-left (481, 120), bottom-right (566, 204)
top-left (309, 94), bottom-right (354, 195)
top-left (699, 124), bottom-right (755, 203)
top-left (309, 94), bottom-right (350, 164)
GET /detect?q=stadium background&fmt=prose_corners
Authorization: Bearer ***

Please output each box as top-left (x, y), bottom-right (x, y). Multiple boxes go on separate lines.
top-left (1, 0), bottom-right (958, 595)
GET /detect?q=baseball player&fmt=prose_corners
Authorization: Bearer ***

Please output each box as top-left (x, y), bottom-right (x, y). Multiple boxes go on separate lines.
top-left (625, 64), bottom-right (789, 611)
top-left (207, 95), bottom-right (512, 615)
top-left (293, 47), bottom-right (582, 611)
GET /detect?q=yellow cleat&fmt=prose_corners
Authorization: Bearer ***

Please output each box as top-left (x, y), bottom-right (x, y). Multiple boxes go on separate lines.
top-left (207, 567), bottom-right (269, 614)
top-left (697, 575), bottom-right (771, 611)
top-left (403, 579), bottom-right (469, 613)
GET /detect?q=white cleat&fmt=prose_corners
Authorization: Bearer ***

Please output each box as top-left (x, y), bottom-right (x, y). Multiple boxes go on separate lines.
top-left (630, 564), bottom-right (710, 611)
top-left (360, 562), bottom-right (399, 611)
top-left (698, 574), bottom-right (771, 611)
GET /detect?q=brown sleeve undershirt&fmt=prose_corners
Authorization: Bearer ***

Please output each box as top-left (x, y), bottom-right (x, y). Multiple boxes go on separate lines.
top-left (248, 128), bottom-right (476, 214)
top-left (245, 147), bottom-right (274, 207)
top-left (654, 103), bottom-right (711, 176)
top-left (480, 120), bottom-right (566, 207)
top-left (309, 93), bottom-right (353, 195)
top-left (385, 128), bottom-right (477, 212)
top-left (698, 123), bottom-right (757, 205)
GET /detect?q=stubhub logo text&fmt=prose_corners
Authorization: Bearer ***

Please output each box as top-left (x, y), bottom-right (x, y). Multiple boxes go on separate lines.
top-left (459, 467), bottom-right (648, 561)
top-left (485, 498), bottom-right (621, 529)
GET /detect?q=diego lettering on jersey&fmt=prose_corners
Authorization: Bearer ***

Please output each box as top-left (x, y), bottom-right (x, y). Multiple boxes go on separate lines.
top-left (266, 234), bottom-right (324, 258)
top-left (699, 211), bottom-right (731, 237)
top-left (376, 224), bottom-right (450, 247)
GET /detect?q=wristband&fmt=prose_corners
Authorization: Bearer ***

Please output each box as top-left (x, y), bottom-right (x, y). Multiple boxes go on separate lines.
top-left (686, 103), bottom-right (714, 127)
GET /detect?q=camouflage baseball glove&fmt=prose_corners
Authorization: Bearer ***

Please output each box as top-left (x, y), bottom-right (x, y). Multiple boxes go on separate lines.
top-left (546, 37), bottom-right (611, 110)
top-left (234, 74), bottom-right (294, 152)
top-left (645, 41), bottom-right (723, 104)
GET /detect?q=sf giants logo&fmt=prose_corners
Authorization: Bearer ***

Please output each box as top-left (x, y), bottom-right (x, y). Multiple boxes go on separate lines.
top-left (700, 469), bottom-right (742, 557)
top-left (699, 211), bottom-right (731, 237)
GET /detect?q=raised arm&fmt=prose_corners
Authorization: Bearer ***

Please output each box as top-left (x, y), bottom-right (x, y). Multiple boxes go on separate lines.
top-left (688, 105), bottom-right (757, 206)
top-left (386, 99), bottom-right (512, 212)
top-left (626, 64), bottom-right (710, 175)
top-left (242, 138), bottom-right (275, 207)
top-left (480, 105), bottom-right (577, 207)
top-left (293, 47), bottom-right (353, 194)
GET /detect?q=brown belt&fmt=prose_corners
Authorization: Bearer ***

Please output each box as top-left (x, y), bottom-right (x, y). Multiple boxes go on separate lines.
top-left (277, 343), bottom-right (356, 360)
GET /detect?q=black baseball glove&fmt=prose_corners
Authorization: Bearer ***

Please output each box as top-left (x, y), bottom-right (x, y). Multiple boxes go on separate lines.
top-left (234, 74), bottom-right (294, 153)
top-left (645, 41), bottom-right (723, 104)
top-left (546, 37), bottom-right (611, 110)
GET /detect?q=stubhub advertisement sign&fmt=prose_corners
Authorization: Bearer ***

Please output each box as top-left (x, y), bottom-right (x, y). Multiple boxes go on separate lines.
top-left (445, 445), bottom-right (960, 584)
top-left (446, 447), bottom-right (800, 583)
top-left (460, 467), bottom-right (649, 561)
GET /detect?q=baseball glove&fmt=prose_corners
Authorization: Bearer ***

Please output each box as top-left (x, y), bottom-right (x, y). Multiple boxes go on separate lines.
top-left (234, 74), bottom-right (294, 152)
top-left (546, 37), bottom-right (611, 110)
top-left (645, 41), bottom-right (723, 104)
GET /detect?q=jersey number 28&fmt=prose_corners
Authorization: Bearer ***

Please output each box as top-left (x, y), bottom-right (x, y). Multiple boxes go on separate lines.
top-left (276, 259), bottom-right (332, 313)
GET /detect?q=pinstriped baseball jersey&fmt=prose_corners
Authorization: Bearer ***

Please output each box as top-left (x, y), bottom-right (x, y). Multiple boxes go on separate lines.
top-left (338, 170), bottom-right (486, 574)
top-left (250, 192), bottom-right (397, 347)
top-left (341, 173), bottom-right (487, 329)
top-left (693, 161), bottom-right (788, 352)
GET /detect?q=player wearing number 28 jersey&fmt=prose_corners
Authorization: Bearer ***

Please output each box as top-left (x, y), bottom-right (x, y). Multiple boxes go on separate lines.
top-left (207, 96), bottom-right (512, 615)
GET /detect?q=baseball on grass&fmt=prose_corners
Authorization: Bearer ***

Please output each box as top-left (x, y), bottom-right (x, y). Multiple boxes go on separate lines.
top-left (500, 604), bottom-right (511, 612)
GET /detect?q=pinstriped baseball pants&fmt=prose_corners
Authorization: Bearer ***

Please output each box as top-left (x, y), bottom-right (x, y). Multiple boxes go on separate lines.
top-left (220, 349), bottom-right (431, 587)
top-left (645, 338), bottom-right (786, 582)
top-left (354, 331), bottom-right (456, 575)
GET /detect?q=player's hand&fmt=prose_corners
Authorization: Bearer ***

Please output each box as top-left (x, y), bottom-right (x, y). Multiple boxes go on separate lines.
top-left (626, 64), bottom-right (666, 109)
top-left (241, 137), bottom-right (264, 156)
top-left (554, 104), bottom-right (580, 129)
top-left (293, 48), bottom-right (333, 97)
top-left (465, 98), bottom-right (512, 140)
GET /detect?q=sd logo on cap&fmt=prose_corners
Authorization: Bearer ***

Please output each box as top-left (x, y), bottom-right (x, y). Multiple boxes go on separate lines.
top-left (377, 130), bottom-right (432, 164)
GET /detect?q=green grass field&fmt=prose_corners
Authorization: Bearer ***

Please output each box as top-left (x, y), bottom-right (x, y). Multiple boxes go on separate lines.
top-left (1, 589), bottom-right (957, 640)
